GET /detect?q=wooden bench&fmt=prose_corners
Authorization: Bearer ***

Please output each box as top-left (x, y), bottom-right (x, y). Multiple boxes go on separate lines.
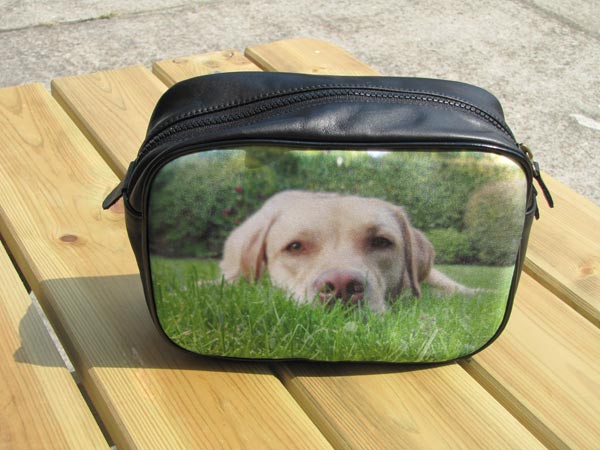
top-left (0, 245), bottom-right (108, 449)
top-left (0, 38), bottom-right (598, 449)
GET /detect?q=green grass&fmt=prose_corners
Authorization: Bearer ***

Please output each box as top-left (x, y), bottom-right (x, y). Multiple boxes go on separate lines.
top-left (150, 258), bottom-right (515, 363)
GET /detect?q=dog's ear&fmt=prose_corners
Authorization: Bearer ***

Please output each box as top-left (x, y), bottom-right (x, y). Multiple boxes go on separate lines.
top-left (219, 204), bottom-right (277, 282)
top-left (393, 206), bottom-right (435, 297)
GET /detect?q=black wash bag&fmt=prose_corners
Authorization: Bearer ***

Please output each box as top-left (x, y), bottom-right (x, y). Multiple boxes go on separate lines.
top-left (103, 72), bottom-right (553, 364)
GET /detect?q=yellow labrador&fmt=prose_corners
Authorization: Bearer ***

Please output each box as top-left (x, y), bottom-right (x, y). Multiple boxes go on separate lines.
top-left (220, 191), bottom-right (476, 312)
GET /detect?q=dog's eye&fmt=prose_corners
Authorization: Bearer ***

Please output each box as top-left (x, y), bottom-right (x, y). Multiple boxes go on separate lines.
top-left (370, 236), bottom-right (393, 249)
top-left (285, 241), bottom-right (303, 252)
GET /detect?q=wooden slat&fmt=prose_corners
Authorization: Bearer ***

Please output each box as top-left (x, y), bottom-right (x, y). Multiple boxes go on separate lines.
top-left (525, 173), bottom-right (600, 326)
top-left (153, 49), bottom-right (261, 86)
top-left (279, 362), bottom-right (546, 450)
top-left (51, 65), bottom-right (166, 178)
top-left (0, 83), bottom-right (332, 450)
top-left (0, 243), bottom-right (108, 449)
top-left (245, 38), bottom-right (380, 75)
top-left (463, 273), bottom-right (600, 450)
top-left (241, 38), bottom-right (543, 448)
top-left (246, 38), bottom-right (600, 328)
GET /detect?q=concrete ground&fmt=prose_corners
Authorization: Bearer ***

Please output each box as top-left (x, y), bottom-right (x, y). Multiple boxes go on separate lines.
top-left (1, 0), bottom-right (599, 203)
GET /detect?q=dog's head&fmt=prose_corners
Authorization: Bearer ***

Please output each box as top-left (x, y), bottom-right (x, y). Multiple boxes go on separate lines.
top-left (219, 191), bottom-right (434, 312)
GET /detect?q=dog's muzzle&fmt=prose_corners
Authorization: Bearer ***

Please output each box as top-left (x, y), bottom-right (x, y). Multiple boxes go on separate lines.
top-left (312, 269), bottom-right (366, 306)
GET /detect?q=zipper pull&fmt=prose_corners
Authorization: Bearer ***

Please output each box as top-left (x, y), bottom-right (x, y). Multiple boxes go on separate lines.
top-left (102, 161), bottom-right (136, 210)
top-left (103, 181), bottom-right (125, 210)
top-left (520, 144), bottom-right (554, 217)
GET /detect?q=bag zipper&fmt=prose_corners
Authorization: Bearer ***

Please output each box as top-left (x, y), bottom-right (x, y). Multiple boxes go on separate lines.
top-left (137, 87), bottom-right (516, 160)
top-left (102, 87), bottom-right (550, 210)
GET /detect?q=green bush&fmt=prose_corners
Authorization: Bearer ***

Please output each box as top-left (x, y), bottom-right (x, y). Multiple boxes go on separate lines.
top-left (149, 150), bottom-right (296, 257)
top-left (464, 180), bottom-right (526, 266)
top-left (148, 149), bottom-right (521, 259)
top-left (426, 228), bottom-right (474, 264)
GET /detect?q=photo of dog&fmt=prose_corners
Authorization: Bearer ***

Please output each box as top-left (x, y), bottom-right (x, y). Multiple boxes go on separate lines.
top-left (220, 190), bottom-right (478, 312)
top-left (148, 148), bottom-right (526, 361)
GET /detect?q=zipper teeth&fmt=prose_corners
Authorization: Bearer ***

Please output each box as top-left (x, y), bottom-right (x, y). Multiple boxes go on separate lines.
top-left (138, 88), bottom-right (514, 159)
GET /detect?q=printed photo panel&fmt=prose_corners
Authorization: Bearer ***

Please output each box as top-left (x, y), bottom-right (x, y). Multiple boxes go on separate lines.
top-left (148, 147), bottom-right (527, 362)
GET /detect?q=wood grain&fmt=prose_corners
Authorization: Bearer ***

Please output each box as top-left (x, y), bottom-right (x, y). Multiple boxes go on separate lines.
top-left (278, 362), bottom-right (544, 450)
top-left (246, 38), bottom-right (380, 75)
top-left (242, 38), bottom-right (543, 449)
top-left (463, 273), bottom-right (600, 450)
top-left (153, 49), bottom-right (260, 86)
top-left (0, 83), bottom-right (332, 450)
top-left (52, 66), bottom-right (166, 178)
top-left (0, 244), bottom-right (108, 449)
top-left (525, 172), bottom-right (600, 327)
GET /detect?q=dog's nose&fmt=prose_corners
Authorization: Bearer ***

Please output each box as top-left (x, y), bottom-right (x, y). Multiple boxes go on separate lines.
top-left (313, 270), bottom-right (365, 306)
